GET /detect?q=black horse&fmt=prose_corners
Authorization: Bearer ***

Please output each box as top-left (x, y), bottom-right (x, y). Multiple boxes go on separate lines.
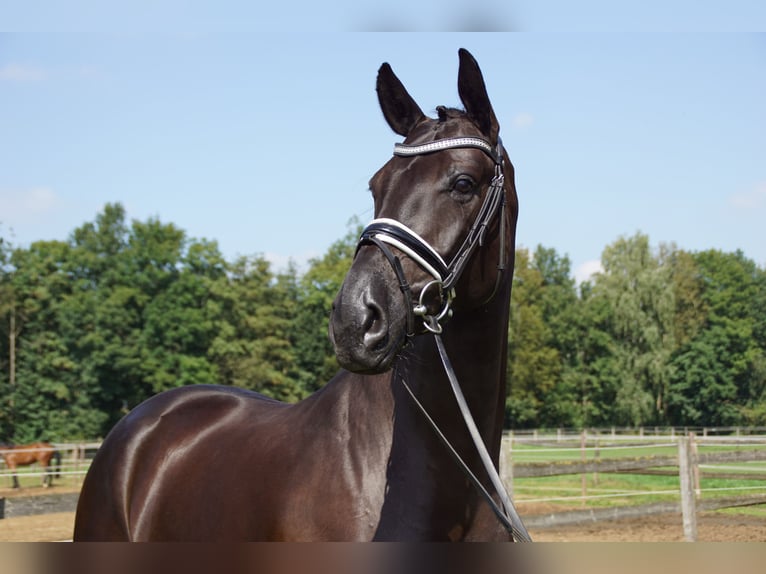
top-left (74, 48), bottom-right (523, 541)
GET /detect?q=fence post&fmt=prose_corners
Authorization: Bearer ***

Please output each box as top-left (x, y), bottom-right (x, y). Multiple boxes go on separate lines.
top-left (500, 433), bottom-right (514, 496)
top-left (580, 429), bottom-right (587, 506)
top-left (593, 436), bottom-right (600, 486)
top-left (690, 433), bottom-right (701, 498)
top-left (76, 444), bottom-right (83, 487)
top-left (678, 433), bottom-right (698, 542)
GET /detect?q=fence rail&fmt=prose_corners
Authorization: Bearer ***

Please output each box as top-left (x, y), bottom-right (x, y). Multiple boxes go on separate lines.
top-left (501, 431), bottom-right (766, 541)
top-left (508, 426), bottom-right (766, 439)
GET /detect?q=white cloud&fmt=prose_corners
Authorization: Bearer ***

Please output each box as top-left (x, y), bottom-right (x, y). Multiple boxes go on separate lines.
top-left (574, 259), bottom-right (603, 285)
top-left (264, 250), bottom-right (320, 274)
top-left (729, 181), bottom-right (766, 210)
top-left (0, 63), bottom-right (46, 82)
top-left (0, 187), bottom-right (61, 221)
top-left (511, 112), bottom-right (534, 129)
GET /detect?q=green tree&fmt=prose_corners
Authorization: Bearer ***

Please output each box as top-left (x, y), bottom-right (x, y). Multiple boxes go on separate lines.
top-left (5, 199), bottom-right (765, 439)
top-left (667, 327), bottom-right (740, 425)
top-left (292, 220), bottom-right (360, 393)
top-left (0, 232), bottom-right (16, 439)
top-left (506, 248), bottom-right (563, 428)
top-left (667, 249), bottom-right (708, 347)
top-left (65, 204), bottom-right (149, 430)
top-left (506, 245), bottom-right (610, 429)
top-left (668, 250), bottom-right (766, 426)
top-left (531, 246), bottom-right (583, 427)
top-left (6, 240), bottom-right (107, 441)
top-left (566, 282), bottom-right (624, 427)
top-left (209, 255), bottom-right (307, 402)
top-left (137, 232), bottom-right (224, 395)
top-left (590, 233), bottom-right (676, 426)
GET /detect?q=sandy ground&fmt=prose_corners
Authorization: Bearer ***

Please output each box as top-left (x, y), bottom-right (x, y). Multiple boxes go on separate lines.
top-left (0, 512), bottom-right (76, 542)
top-left (1, 487), bottom-right (764, 542)
top-left (1, 507), bottom-right (765, 542)
top-left (531, 511), bottom-right (766, 542)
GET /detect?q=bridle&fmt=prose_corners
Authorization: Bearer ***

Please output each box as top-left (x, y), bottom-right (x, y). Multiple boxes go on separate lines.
top-left (357, 136), bottom-right (508, 337)
top-left (355, 135), bottom-right (532, 542)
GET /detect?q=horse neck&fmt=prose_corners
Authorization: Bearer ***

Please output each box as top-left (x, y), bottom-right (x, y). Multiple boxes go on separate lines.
top-left (404, 279), bottom-right (511, 449)
top-left (374, 278), bottom-right (511, 539)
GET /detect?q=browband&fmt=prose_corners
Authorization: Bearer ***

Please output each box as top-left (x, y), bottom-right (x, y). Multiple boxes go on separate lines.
top-left (394, 136), bottom-right (500, 163)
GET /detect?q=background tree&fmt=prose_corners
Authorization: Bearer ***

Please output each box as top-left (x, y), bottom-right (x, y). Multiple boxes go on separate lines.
top-left (667, 250), bottom-right (766, 426)
top-left (0, 232), bottom-right (18, 439)
top-left (532, 246), bottom-right (583, 426)
top-left (590, 233), bottom-right (676, 426)
top-left (209, 254), bottom-right (307, 403)
top-left (565, 281), bottom-right (624, 427)
top-left (3, 204), bottom-right (766, 439)
top-left (291, 220), bottom-right (360, 393)
top-left (506, 247), bottom-right (565, 428)
top-left (7, 239), bottom-right (107, 441)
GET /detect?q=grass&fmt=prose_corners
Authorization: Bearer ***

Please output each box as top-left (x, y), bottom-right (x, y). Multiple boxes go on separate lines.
top-left (0, 463), bottom-right (88, 492)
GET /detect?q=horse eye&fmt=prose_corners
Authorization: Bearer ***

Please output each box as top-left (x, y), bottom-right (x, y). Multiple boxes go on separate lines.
top-left (453, 177), bottom-right (475, 194)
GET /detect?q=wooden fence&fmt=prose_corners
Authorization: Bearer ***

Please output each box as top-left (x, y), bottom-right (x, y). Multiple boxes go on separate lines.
top-left (500, 431), bottom-right (766, 541)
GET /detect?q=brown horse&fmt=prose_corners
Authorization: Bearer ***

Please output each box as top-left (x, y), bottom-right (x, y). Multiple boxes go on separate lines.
top-left (74, 48), bottom-right (524, 541)
top-left (0, 442), bottom-right (61, 489)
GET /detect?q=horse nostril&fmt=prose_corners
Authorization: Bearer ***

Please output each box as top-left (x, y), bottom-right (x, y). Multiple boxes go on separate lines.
top-left (363, 301), bottom-right (379, 332)
top-left (363, 300), bottom-right (389, 352)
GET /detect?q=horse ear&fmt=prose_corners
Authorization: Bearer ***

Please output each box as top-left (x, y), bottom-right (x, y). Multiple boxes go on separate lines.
top-left (457, 48), bottom-right (499, 142)
top-left (376, 63), bottom-right (426, 137)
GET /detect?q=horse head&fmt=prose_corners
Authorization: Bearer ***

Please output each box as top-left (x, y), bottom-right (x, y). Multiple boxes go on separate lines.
top-left (330, 49), bottom-right (518, 374)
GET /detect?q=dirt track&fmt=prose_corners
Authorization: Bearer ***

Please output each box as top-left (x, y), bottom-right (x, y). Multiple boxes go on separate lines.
top-left (0, 512), bottom-right (76, 542)
top-left (1, 508), bottom-right (765, 542)
top-left (1, 488), bottom-right (764, 542)
top-left (531, 511), bottom-right (766, 542)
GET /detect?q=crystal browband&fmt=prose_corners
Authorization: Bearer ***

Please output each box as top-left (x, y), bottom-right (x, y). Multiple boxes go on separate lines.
top-left (394, 137), bottom-right (499, 162)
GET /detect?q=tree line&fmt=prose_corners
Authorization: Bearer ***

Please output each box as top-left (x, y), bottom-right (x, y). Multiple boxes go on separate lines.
top-left (1, 203), bottom-right (765, 441)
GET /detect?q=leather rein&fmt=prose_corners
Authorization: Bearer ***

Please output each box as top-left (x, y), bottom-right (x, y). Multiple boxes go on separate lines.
top-left (356, 135), bottom-right (532, 542)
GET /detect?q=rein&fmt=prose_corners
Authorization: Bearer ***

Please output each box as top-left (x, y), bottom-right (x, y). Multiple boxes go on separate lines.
top-left (357, 135), bottom-right (531, 542)
top-left (400, 337), bottom-right (532, 542)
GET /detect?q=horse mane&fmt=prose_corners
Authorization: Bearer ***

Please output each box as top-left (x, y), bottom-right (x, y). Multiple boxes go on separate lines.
top-left (435, 105), bottom-right (465, 122)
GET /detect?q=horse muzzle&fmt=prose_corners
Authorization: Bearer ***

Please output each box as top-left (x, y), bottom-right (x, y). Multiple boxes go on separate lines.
top-left (329, 252), bottom-right (410, 374)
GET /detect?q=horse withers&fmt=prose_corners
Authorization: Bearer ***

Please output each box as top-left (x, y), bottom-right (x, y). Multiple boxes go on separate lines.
top-left (74, 48), bottom-right (522, 541)
top-left (0, 442), bottom-right (61, 489)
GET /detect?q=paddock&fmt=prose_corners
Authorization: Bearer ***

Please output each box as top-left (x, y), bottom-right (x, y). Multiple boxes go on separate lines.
top-left (1, 431), bottom-right (765, 541)
top-left (503, 427), bottom-right (766, 541)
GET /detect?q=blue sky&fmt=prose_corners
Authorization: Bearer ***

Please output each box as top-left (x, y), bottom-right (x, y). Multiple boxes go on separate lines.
top-left (1, 28), bottom-right (764, 282)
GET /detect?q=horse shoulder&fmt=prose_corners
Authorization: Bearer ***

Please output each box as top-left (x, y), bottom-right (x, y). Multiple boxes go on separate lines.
top-left (270, 372), bottom-right (394, 539)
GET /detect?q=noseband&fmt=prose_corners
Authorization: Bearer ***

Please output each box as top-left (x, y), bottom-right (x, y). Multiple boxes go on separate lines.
top-left (357, 136), bottom-right (507, 336)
